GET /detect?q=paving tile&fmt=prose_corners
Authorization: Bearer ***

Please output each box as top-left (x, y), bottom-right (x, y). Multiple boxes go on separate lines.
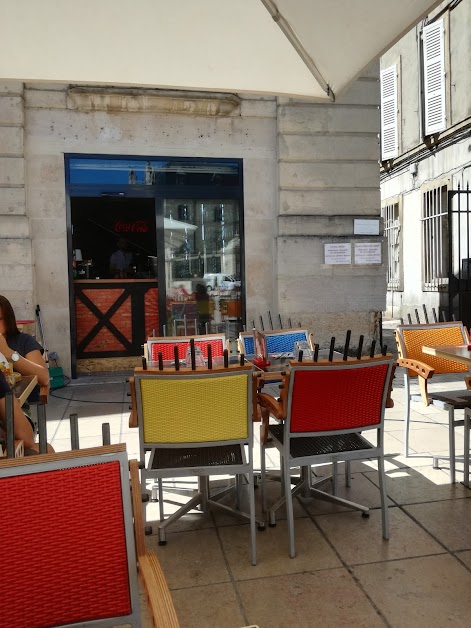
top-left (404, 499), bottom-right (471, 551)
top-left (315, 506), bottom-right (444, 565)
top-left (353, 554), bottom-right (471, 627)
top-left (455, 550), bottom-right (471, 570)
top-left (237, 569), bottom-right (384, 628)
top-left (302, 473), bottom-right (394, 515)
top-left (148, 528), bottom-right (230, 589)
top-left (387, 425), bottom-right (456, 454)
top-left (145, 493), bottom-right (215, 534)
top-left (170, 583), bottom-right (245, 628)
top-left (365, 465), bottom-right (471, 504)
top-left (219, 518), bottom-right (341, 580)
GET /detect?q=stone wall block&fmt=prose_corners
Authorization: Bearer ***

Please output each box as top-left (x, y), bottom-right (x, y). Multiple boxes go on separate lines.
top-left (278, 215), bottom-right (383, 237)
top-left (280, 188), bottom-right (380, 215)
top-left (25, 90), bottom-right (68, 109)
top-left (278, 105), bottom-right (380, 134)
top-left (0, 215), bottom-right (30, 238)
top-left (0, 96), bottom-right (24, 125)
top-left (280, 161), bottom-right (379, 189)
top-left (0, 239), bottom-right (32, 264)
top-left (0, 126), bottom-right (24, 155)
top-left (0, 188), bottom-right (26, 215)
top-left (27, 188), bottom-right (66, 218)
top-left (30, 217), bottom-right (66, 239)
top-left (240, 100), bottom-right (277, 118)
top-left (0, 264), bottom-right (34, 292)
top-left (0, 82), bottom-right (24, 96)
top-left (0, 157), bottom-right (25, 185)
top-left (0, 290), bottom-right (35, 322)
top-left (335, 79), bottom-right (380, 106)
top-left (280, 133), bottom-right (379, 161)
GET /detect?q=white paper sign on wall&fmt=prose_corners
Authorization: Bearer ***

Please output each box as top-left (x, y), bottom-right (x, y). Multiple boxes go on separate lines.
top-left (324, 243), bottom-right (352, 265)
top-left (353, 219), bottom-right (380, 235)
top-left (354, 242), bottom-right (382, 265)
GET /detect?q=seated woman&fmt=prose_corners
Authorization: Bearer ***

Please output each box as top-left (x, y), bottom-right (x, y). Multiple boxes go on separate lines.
top-left (0, 370), bottom-right (54, 454)
top-left (0, 295), bottom-right (49, 388)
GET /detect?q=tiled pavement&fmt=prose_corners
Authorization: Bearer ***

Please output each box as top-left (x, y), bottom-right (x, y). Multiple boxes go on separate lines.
top-left (45, 366), bottom-right (471, 628)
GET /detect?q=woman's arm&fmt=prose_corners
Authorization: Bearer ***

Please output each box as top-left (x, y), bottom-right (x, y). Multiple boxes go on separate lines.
top-left (0, 333), bottom-right (50, 386)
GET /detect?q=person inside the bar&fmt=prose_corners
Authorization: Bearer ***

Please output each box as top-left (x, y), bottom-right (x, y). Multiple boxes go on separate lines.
top-left (0, 295), bottom-right (49, 388)
top-left (0, 370), bottom-right (54, 454)
top-left (109, 237), bottom-right (133, 278)
top-left (194, 283), bottom-right (211, 334)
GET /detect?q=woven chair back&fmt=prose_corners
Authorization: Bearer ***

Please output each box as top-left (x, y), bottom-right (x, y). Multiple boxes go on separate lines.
top-left (0, 449), bottom-right (138, 628)
top-left (239, 329), bottom-right (310, 355)
top-left (138, 370), bottom-right (251, 444)
top-left (397, 323), bottom-right (469, 375)
top-left (287, 360), bottom-right (393, 433)
top-left (148, 334), bottom-right (226, 361)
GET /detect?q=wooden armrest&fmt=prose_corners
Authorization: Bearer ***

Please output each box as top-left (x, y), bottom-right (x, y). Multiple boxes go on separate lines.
top-left (128, 377), bottom-right (138, 428)
top-left (258, 392), bottom-right (285, 420)
top-left (465, 377), bottom-right (471, 390)
top-left (129, 459), bottom-right (179, 627)
top-left (397, 357), bottom-right (435, 379)
top-left (39, 383), bottom-right (49, 405)
top-left (397, 358), bottom-right (435, 406)
top-left (385, 362), bottom-right (396, 409)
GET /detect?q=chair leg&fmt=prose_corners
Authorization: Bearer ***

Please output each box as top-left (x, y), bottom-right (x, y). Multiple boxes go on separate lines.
top-left (377, 455), bottom-right (389, 540)
top-left (464, 410), bottom-right (470, 489)
top-left (332, 461), bottom-right (338, 495)
top-left (158, 479), bottom-right (165, 522)
top-left (283, 460), bottom-right (296, 558)
top-left (448, 407), bottom-right (456, 484)
top-left (248, 467), bottom-right (257, 566)
top-left (403, 373), bottom-right (411, 457)
top-left (345, 460), bottom-right (352, 487)
top-left (260, 440), bottom-right (267, 515)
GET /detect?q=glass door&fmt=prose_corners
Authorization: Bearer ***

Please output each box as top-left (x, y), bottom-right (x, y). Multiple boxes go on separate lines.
top-left (163, 198), bottom-right (242, 337)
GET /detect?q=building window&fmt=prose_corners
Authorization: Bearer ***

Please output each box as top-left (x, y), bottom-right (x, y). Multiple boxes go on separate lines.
top-left (380, 64), bottom-right (399, 161)
top-left (422, 18), bottom-right (447, 135)
top-left (382, 197), bottom-right (402, 290)
top-left (421, 182), bottom-right (449, 290)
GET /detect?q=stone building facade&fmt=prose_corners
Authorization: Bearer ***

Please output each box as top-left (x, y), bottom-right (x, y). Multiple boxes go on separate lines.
top-left (0, 64), bottom-right (384, 376)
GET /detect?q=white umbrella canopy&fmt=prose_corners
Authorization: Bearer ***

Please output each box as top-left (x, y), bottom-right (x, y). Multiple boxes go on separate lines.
top-left (0, 0), bottom-right (441, 100)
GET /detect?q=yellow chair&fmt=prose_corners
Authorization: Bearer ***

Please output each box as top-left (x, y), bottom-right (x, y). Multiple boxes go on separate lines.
top-left (134, 364), bottom-right (257, 565)
top-left (396, 322), bottom-right (471, 482)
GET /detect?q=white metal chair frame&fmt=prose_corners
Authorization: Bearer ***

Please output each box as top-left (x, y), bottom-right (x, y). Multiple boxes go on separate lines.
top-left (260, 358), bottom-right (394, 558)
top-left (134, 368), bottom-right (258, 565)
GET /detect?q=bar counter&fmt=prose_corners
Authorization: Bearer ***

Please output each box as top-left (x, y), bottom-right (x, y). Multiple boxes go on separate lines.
top-left (74, 279), bottom-right (159, 358)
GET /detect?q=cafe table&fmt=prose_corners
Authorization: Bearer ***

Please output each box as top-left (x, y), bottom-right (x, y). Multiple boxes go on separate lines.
top-left (422, 344), bottom-right (471, 366)
top-left (422, 343), bottom-right (471, 487)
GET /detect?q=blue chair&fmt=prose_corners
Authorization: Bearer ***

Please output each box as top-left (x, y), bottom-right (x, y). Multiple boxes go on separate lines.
top-left (238, 328), bottom-right (312, 357)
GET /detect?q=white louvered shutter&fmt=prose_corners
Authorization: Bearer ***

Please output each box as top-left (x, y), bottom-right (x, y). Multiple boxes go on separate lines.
top-left (423, 20), bottom-right (446, 135)
top-left (380, 65), bottom-right (398, 160)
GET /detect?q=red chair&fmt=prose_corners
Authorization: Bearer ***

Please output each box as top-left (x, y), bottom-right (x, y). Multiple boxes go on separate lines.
top-left (0, 445), bottom-right (179, 627)
top-left (146, 333), bottom-right (228, 362)
top-left (259, 357), bottom-right (394, 558)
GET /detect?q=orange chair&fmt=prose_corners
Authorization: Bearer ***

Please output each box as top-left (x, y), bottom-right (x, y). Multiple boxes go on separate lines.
top-left (396, 322), bottom-right (471, 482)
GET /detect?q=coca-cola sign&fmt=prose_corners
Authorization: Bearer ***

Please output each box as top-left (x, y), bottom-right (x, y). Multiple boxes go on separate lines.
top-left (114, 220), bottom-right (149, 234)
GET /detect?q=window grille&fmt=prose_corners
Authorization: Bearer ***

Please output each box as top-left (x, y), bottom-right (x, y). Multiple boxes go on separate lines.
top-left (382, 200), bottom-right (402, 290)
top-left (422, 184), bottom-right (449, 289)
